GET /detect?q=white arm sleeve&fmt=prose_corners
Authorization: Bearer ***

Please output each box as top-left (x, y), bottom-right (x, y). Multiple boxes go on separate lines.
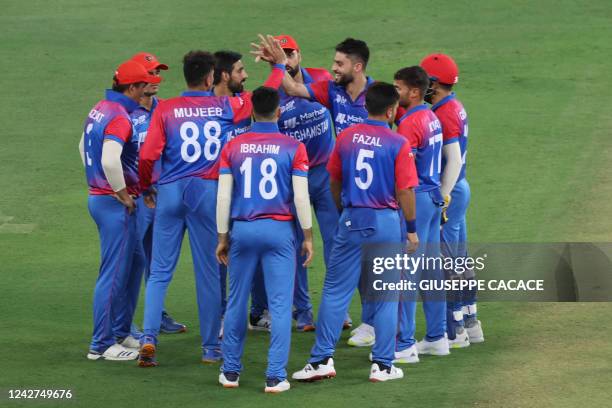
top-left (440, 142), bottom-right (462, 198)
top-left (79, 133), bottom-right (86, 166)
top-left (292, 175), bottom-right (312, 229)
top-left (216, 174), bottom-right (234, 234)
top-left (101, 140), bottom-right (126, 192)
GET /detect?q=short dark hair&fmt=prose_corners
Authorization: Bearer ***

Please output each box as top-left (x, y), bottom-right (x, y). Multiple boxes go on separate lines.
top-left (365, 82), bottom-right (399, 115)
top-left (111, 77), bottom-right (145, 93)
top-left (213, 50), bottom-right (242, 85)
top-left (252, 86), bottom-right (280, 118)
top-left (183, 50), bottom-right (215, 87)
top-left (394, 66), bottom-right (430, 97)
top-left (335, 38), bottom-right (369, 68)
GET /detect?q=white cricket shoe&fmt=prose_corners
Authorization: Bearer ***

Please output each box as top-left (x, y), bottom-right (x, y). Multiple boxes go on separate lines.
top-left (465, 320), bottom-right (485, 343)
top-left (87, 343), bottom-right (138, 361)
top-left (119, 335), bottom-right (140, 349)
top-left (350, 322), bottom-right (369, 336)
top-left (347, 323), bottom-right (375, 347)
top-left (219, 372), bottom-right (239, 388)
top-left (264, 378), bottom-right (290, 393)
top-left (416, 337), bottom-right (450, 356)
top-left (248, 310), bottom-right (272, 332)
top-left (449, 328), bottom-right (471, 349)
top-left (292, 358), bottom-right (336, 381)
top-left (368, 345), bottom-right (420, 364)
top-left (369, 363), bottom-right (404, 382)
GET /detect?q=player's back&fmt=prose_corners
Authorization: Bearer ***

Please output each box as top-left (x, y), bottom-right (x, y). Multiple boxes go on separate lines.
top-left (432, 94), bottom-right (468, 181)
top-left (396, 105), bottom-right (442, 192)
top-left (220, 123), bottom-right (308, 222)
top-left (153, 92), bottom-right (247, 184)
top-left (333, 119), bottom-right (408, 209)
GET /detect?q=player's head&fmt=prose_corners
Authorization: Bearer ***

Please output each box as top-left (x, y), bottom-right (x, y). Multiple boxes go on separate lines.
top-left (252, 86), bottom-right (281, 122)
top-left (112, 60), bottom-right (160, 101)
top-left (182, 50), bottom-right (216, 90)
top-left (365, 81), bottom-right (399, 124)
top-left (393, 66), bottom-right (430, 108)
top-left (213, 50), bottom-right (248, 94)
top-left (275, 34), bottom-right (301, 78)
top-left (130, 52), bottom-right (168, 97)
top-left (333, 38), bottom-right (369, 86)
top-left (420, 53), bottom-right (458, 103)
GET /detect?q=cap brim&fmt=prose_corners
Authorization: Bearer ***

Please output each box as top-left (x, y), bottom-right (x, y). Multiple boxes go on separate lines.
top-left (147, 75), bottom-right (162, 84)
top-left (156, 63), bottom-right (169, 70)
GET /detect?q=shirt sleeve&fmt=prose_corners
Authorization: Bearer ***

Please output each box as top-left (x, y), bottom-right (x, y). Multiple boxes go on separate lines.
top-left (291, 143), bottom-right (309, 177)
top-left (397, 118), bottom-right (422, 150)
top-left (103, 116), bottom-right (132, 144)
top-left (263, 64), bottom-right (286, 89)
top-left (219, 142), bottom-right (232, 175)
top-left (395, 141), bottom-right (419, 190)
top-left (139, 107), bottom-right (166, 190)
top-left (394, 107), bottom-right (406, 126)
top-left (437, 109), bottom-right (461, 144)
top-left (326, 143), bottom-right (342, 182)
top-left (229, 94), bottom-right (254, 124)
top-left (305, 80), bottom-right (330, 108)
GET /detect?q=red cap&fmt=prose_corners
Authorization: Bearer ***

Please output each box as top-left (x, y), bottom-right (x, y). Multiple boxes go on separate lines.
top-left (130, 52), bottom-right (169, 71)
top-left (114, 60), bottom-right (162, 85)
top-left (420, 53), bottom-right (459, 85)
top-left (275, 34), bottom-right (299, 51)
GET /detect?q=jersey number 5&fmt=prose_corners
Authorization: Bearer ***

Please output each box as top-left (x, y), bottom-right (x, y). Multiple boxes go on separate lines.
top-left (355, 149), bottom-right (374, 190)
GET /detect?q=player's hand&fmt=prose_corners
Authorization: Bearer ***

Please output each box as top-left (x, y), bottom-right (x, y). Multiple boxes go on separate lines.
top-left (407, 232), bottom-right (419, 254)
top-left (301, 238), bottom-right (314, 267)
top-left (216, 233), bottom-right (230, 266)
top-left (114, 189), bottom-right (136, 214)
top-left (441, 194), bottom-right (451, 225)
top-left (250, 34), bottom-right (287, 65)
top-left (144, 187), bottom-right (157, 209)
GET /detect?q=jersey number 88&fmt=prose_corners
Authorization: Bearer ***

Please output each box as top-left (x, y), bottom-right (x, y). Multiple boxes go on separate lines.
top-left (179, 120), bottom-right (222, 163)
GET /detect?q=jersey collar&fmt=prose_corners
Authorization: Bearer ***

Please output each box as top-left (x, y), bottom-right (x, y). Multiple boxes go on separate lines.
top-left (364, 118), bottom-right (390, 128)
top-left (251, 121), bottom-right (280, 134)
top-left (431, 92), bottom-right (456, 111)
top-left (181, 90), bottom-right (215, 97)
top-left (399, 104), bottom-right (429, 123)
top-left (105, 89), bottom-right (140, 113)
top-left (301, 67), bottom-right (313, 84)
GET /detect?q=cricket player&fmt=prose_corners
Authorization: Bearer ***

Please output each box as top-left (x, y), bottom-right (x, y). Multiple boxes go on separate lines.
top-left (118, 52), bottom-right (187, 340)
top-left (394, 66), bottom-right (449, 358)
top-left (292, 82), bottom-right (419, 382)
top-left (248, 34), bottom-right (337, 332)
top-left (137, 43), bottom-right (288, 367)
top-left (80, 60), bottom-right (160, 361)
top-left (274, 36), bottom-right (376, 339)
top-left (421, 53), bottom-right (484, 344)
top-left (216, 86), bottom-right (314, 393)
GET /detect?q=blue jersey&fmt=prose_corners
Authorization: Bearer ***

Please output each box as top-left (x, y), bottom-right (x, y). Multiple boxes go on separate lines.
top-left (326, 119), bottom-right (418, 209)
top-left (279, 68), bottom-right (335, 167)
top-left (306, 77), bottom-right (375, 134)
top-left (432, 93), bottom-right (468, 182)
top-left (83, 90), bottom-right (139, 195)
top-left (219, 122), bottom-right (309, 221)
top-left (396, 105), bottom-right (443, 193)
top-left (130, 97), bottom-right (162, 184)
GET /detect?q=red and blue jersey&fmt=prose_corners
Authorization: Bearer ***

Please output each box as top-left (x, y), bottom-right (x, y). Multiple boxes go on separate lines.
top-left (130, 97), bottom-right (161, 184)
top-left (327, 119), bottom-right (418, 209)
top-left (83, 90), bottom-right (140, 195)
top-left (432, 93), bottom-right (468, 182)
top-left (306, 76), bottom-right (375, 134)
top-left (279, 67), bottom-right (334, 167)
top-left (139, 65), bottom-right (285, 190)
top-left (219, 122), bottom-right (309, 222)
top-left (218, 90), bottom-right (252, 141)
top-left (396, 105), bottom-right (443, 192)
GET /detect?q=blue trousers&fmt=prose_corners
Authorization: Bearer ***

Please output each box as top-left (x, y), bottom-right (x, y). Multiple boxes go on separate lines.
top-left (88, 195), bottom-right (137, 352)
top-left (250, 164), bottom-right (339, 316)
top-left (441, 178), bottom-right (475, 326)
top-left (397, 190), bottom-right (446, 350)
top-left (310, 208), bottom-right (401, 366)
top-left (222, 219), bottom-right (296, 380)
top-left (143, 177), bottom-right (221, 351)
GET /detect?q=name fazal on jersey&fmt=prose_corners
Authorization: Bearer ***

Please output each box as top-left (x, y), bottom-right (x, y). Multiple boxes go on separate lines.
top-left (352, 133), bottom-right (382, 147)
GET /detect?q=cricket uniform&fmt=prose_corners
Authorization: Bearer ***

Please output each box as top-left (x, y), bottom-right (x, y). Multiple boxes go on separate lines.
top-left (138, 63), bottom-right (285, 353)
top-left (309, 119), bottom-right (418, 366)
top-left (250, 67), bottom-right (337, 321)
top-left (220, 122), bottom-right (309, 380)
top-left (434, 93), bottom-right (473, 331)
top-left (83, 90), bottom-right (139, 353)
top-left (396, 104), bottom-right (446, 350)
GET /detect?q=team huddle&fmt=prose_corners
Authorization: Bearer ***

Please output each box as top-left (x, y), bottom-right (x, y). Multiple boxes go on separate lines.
top-left (79, 34), bottom-right (483, 393)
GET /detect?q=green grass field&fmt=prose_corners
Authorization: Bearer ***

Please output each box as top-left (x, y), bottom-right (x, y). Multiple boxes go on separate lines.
top-left (2, 1), bottom-right (612, 407)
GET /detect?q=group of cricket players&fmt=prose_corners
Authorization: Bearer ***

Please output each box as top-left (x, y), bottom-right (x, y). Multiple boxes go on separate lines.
top-left (80, 33), bottom-right (484, 393)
